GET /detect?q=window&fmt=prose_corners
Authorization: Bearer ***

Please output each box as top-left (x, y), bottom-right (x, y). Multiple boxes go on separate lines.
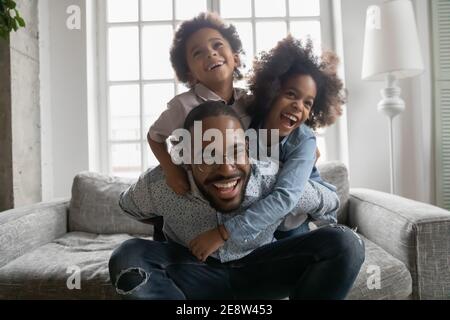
top-left (98, 0), bottom-right (333, 178)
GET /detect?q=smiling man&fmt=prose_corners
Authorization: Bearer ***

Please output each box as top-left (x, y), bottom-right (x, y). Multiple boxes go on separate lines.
top-left (108, 101), bottom-right (365, 300)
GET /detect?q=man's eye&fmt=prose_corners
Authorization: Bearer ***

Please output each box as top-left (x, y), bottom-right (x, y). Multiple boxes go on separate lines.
top-left (286, 91), bottom-right (296, 98)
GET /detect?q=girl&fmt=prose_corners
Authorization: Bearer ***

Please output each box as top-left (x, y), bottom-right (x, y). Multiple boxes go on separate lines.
top-left (189, 35), bottom-right (346, 260)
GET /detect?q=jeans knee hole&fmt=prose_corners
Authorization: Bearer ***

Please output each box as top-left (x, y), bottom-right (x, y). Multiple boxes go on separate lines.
top-left (115, 267), bottom-right (150, 295)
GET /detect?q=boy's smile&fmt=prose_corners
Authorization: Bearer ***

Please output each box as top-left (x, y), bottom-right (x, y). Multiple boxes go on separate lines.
top-left (264, 74), bottom-right (317, 137)
top-left (185, 28), bottom-right (239, 89)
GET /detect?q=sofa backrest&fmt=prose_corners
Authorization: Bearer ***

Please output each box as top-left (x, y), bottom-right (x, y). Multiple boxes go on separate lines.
top-left (68, 162), bottom-right (350, 235)
top-left (69, 171), bottom-right (152, 235)
top-left (317, 161), bottom-right (350, 224)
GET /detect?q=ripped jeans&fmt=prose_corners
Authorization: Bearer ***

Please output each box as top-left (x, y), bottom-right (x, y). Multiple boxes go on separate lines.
top-left (108, 224), bottom-right (365, 300)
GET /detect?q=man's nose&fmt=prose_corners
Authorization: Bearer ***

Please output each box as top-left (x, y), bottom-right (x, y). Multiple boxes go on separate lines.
top-left (216, 162), bottom-right (236, 175)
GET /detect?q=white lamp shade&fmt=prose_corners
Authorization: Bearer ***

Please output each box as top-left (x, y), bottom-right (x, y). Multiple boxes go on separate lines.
top-left (361, 0), bottom-right (424, 81)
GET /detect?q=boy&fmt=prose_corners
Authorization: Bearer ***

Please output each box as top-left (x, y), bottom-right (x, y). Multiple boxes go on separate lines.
top-left (147, 12), bottom-right (251, 194)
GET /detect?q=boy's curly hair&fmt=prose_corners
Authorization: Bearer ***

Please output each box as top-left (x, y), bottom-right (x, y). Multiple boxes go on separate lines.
top-left (170, 12), bottom-right (244, 87)
top-left (248, 35), bottom-right (345, 130)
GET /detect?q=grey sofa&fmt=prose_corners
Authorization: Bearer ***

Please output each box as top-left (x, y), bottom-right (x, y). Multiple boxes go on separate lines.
top-left (0, 162), bottom-right (449, 300)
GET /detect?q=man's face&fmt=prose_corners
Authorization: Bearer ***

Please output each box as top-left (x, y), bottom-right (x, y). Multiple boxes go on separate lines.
top-left (185, 28), bottom-right (240, 87)
top-left (189, 115), bottom-right (251, 213)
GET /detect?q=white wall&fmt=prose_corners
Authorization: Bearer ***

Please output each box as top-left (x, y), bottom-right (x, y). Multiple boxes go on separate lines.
top-left (341, 0), bottom-right (434, 203)
top-left (40, 0), bottom-right (91, 200)
top-left (38, 0), bottom-right (435, 203)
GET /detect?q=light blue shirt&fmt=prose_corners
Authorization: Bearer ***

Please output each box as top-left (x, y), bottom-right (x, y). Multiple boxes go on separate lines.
top-left (119, 160), bottom-right (339, 262)
top-left (224, 124), bottom-right (337, 242)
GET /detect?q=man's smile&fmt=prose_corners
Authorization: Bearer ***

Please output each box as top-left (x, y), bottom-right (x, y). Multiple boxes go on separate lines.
top-left (211, 177), bottom-right (241, 199)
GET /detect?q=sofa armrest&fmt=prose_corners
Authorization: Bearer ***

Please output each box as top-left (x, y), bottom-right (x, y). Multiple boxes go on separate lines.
top-left (0, 199), bottom-right (69, 268)
top-left (348, 188), bottom-right (450, 300)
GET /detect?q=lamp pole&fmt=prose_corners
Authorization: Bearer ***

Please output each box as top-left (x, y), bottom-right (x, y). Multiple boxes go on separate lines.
top-left (377, 73), bottom-right (405, 194)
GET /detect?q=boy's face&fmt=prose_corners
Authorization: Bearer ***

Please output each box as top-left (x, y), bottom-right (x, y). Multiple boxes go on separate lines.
top-left (185, 28), bottom-right (240, 87)
top-left (264, 74), bottom-right (317, 137)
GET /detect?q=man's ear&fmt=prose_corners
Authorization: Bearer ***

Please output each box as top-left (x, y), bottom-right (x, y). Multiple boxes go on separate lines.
top-left (233, 53), bottom-right (241, 68)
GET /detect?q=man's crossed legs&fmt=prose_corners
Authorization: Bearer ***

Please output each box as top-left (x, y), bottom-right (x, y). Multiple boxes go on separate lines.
top-left (108, 224), bottom-right (365, 300)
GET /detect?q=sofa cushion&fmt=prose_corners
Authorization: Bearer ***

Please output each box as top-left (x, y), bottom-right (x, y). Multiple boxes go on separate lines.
top-left (0, 231), bottom-right (412, 300)
top-left (0, 232), bottom-right (151, 299)
top-left (317, 161), bottom-right (350, 224)
top-left (347, 234), bottom-right (412, 300)
top-left (69, 171), bottom-right (152, 235)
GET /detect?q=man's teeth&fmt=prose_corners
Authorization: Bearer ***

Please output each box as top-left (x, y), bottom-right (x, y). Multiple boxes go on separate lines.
top-left (208, 61), bottom-right (224, 70)
top-left (213, 180), bottom-right (238, 189)
top-left (282, 113), bottom-right (298, 122)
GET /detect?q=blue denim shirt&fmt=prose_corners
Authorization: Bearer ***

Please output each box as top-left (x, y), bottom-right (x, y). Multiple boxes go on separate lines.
top-left (224, 124), bottom-right (337, 242)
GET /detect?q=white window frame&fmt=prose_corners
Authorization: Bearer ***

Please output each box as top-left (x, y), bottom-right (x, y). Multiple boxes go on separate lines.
top-left (96, 0), bottom-right (338, 176)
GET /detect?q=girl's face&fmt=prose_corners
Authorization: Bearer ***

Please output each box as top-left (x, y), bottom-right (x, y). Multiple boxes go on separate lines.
top-left (185, 28), bottom-right (240, 87)
top-left (264, 74), bottom-right (317, 137)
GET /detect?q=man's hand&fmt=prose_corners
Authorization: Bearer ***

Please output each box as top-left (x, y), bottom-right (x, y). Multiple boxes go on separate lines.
top-left (165, 165), bottom-right (190, 195)
top-left (189, 228), bottom-right (225, 262)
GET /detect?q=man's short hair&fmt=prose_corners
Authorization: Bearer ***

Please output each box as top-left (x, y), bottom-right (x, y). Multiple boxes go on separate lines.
top-left (183, 101), bottom-right (244, 131)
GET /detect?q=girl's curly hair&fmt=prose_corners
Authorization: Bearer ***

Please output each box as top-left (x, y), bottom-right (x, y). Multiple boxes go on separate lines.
top-left (247, 35), bottom-right (346, 130)
top-left (170, 12), bottom-right (244, 87)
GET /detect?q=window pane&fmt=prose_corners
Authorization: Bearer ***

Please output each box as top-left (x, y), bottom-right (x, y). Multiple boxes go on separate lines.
top-left (147, 151), bottom-right (160, 167)
top-left (111, 143), bottom-right (141, 178)
top-left (232, 21), bottom-right (253, 75)
top-left (255, 0), bottom-right (286, 17)
top-left (316, 136), bottom-right (327, 165)
top-left (109, 85), bottom-right (140, 141)
top-left (289, 0), bottom-right (320, 17)
top-left (256, 21), bottom-right (287, 53)
top-left (220, 0), bottom-right (251, 18)
top-left (107, 0), bottom-right (138, 22)
top-left (143, 83), bottom-right (175, 135)
top-left (141, 0), bottom-right (173, 21)
top-left (142, 25), bottom-right (174, 80)
top-left (290, 21), bottom-right (322, 55)
top-left (175, 0), bottom-right (207, 20)
top-left (108, 27), bottom-right (139, 81)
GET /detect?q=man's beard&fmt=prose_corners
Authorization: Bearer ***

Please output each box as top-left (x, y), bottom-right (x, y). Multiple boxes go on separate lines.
top-left (194, 170), bottom-right (251, 213)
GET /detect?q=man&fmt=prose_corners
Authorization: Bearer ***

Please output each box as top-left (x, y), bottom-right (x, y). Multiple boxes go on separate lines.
top-left (109, 101), bottom-right (365, 299)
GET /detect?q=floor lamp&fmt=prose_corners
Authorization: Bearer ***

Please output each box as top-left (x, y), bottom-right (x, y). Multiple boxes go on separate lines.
top-left (361, 0), bottom-right (424, 194)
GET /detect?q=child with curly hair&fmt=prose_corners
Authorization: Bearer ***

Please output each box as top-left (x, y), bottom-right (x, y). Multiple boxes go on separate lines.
top-left (189, 35), bottom-right (346, 261)
top-left (147, 12), bottom-right (251, 195)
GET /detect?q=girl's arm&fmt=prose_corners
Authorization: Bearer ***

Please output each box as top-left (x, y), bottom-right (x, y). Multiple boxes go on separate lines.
top-left (223, 132), bottom-right (317, 243)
